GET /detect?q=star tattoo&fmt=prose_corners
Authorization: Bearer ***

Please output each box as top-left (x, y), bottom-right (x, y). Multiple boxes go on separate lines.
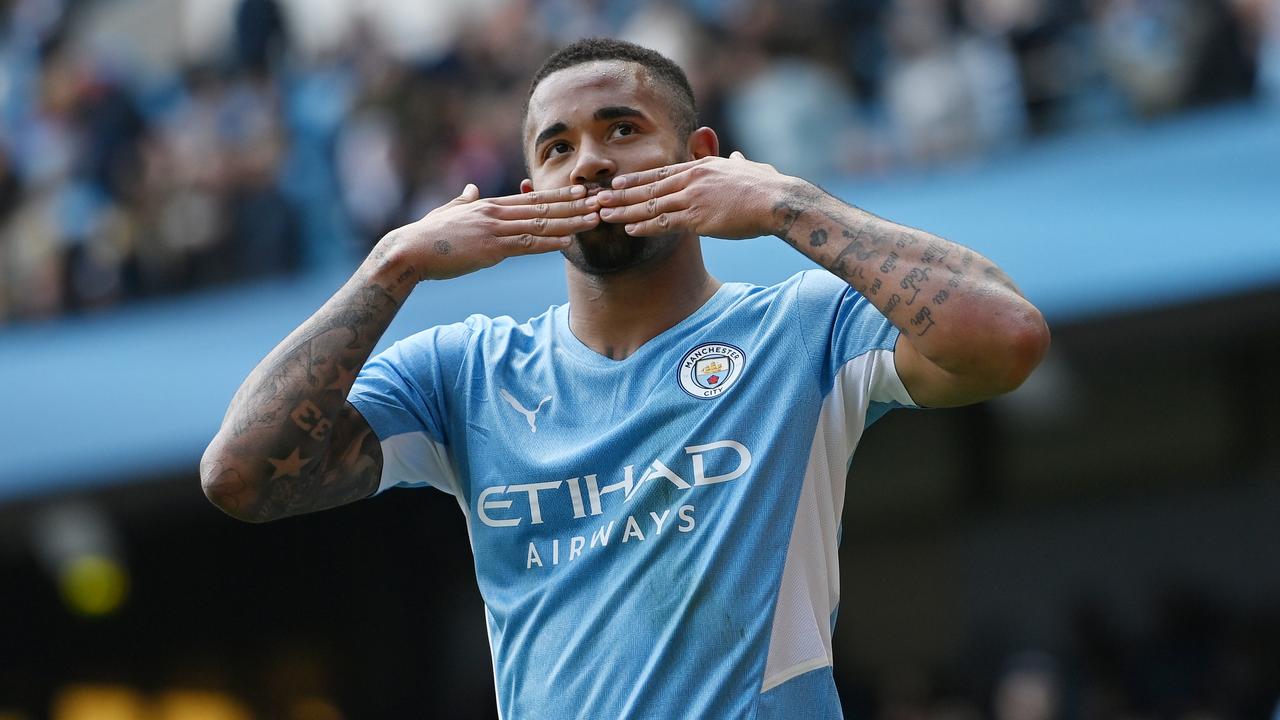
top-left (267, 447), bottom-right (311, 480)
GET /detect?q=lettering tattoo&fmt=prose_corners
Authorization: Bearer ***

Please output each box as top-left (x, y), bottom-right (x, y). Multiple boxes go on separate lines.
top-left (290, 400), bottom-right (333, 441)
top-left (879, 252), bottom-right (899, 274)
top-left (921, 242), bottom-right (949, 265)
top-left (900, 266), bottom-right (930, 305)
top-left (910, 306), bottom-right (937, 336)
top-left (869, 278), bottom-right (882, 296)
top-left (885, 293), bottom-right (902, 314)
top-left (932, 289), bottom-right (950, 305)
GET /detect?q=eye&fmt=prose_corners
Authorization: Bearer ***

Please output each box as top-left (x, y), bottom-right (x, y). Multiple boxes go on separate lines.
top-left (609, 122), bottom-right (638, 139)
top-left (543, 141), bottom-right (571, 161)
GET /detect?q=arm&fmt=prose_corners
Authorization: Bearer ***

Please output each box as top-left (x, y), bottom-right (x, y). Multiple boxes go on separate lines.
top-left (201, 183), bottom-right (600, 522)
top-left (596, 153), bottom-right (1049, 407)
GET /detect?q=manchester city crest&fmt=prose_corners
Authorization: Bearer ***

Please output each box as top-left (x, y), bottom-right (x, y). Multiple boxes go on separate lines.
top-left (678, 342), bottom-right (746, 398)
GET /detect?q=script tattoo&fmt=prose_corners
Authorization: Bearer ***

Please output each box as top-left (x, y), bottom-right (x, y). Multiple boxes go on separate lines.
top-left (921, 242), bottom-right (949, 265)
top-left (900, 267), bottom-right (930, 305)
top-left (910, 306), bottom-right (937, 336)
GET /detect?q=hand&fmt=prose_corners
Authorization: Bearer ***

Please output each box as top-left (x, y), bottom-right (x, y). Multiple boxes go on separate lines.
top-left (595, 151), bottom-right (794, 240)
top-left (378, 183), bottom-right (601, 281)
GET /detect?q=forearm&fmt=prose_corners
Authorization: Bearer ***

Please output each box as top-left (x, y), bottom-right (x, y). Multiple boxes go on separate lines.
top-left (200, 244), bottom-right (416, 521)
top-left (771, 179), bottom-right (1047, 385)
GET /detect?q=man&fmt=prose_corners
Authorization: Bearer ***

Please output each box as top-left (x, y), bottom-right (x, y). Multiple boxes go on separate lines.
top-left (201, 39), bottom-right (1049, 719)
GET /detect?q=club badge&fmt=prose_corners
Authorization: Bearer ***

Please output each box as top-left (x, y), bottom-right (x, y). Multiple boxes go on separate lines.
top-left (677, 342), bottom-right (746, 399)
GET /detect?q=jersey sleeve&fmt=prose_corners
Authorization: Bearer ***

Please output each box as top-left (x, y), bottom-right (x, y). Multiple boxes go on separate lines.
top-left (791, 269), bottom-right (918, 427)
top-left (348, 322), bottom-right (471, 496)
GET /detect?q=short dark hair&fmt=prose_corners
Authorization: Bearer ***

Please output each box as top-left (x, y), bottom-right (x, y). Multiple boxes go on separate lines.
top-left (525, 38), bottom-right (698, 141)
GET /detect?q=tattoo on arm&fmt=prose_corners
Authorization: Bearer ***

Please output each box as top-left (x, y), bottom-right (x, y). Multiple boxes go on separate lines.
top-left (900, 266), bottom-right (929, 305)
top-left (773, 181), bottom-right (1031, 351)
top-left (910, 306), bottom-right (937, 336)
top-left (209, 265), bottom-right (408, 521)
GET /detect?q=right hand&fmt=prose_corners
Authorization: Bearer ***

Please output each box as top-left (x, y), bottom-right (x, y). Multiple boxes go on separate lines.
top-left (378, 183), bottom-right (600, 281)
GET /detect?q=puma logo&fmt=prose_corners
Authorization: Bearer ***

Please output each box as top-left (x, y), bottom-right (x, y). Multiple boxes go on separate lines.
top-left (499, 388), bottom-right (552, 433)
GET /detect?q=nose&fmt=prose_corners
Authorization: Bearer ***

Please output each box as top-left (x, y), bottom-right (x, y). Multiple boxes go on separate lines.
top-left (571, 138), bottom-right (616, 187)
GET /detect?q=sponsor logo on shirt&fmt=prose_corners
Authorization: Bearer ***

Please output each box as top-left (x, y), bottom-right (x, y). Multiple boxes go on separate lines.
top-left (677, 342), bottom-right (746, 399)
top-left (472, 439), bottom-right (753, 570)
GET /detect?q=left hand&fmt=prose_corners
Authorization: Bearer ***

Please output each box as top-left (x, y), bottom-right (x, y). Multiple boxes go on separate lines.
top-left (596, 151), bottom-right (795, 239)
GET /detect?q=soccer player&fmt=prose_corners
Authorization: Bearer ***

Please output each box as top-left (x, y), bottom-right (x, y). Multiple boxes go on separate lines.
top-left (201, 38), bottom-right (1049, 719)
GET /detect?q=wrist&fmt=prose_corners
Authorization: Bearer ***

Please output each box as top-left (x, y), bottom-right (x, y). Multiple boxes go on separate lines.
top-left (762, 174), bottom-right (817, 239)
top-left (362, 230), bottom-right (421, 301)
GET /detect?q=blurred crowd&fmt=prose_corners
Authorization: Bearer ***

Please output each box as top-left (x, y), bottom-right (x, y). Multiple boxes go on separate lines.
top-left (850, 588), bottom-right (1280, 720)
top-left (0, 0), bottom-right (1276, 325)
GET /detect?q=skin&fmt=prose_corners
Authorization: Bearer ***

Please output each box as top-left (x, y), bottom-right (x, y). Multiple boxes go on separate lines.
top-left (201, 58), bottom-right (1049, 522)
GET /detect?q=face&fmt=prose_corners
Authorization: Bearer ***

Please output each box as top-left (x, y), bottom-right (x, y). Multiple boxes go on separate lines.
top-left (524, 61), bottom-right (689, 275)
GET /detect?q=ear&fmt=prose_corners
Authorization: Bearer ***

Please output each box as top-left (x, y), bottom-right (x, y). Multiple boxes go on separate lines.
top-left (687, 127), bottom-right (720, 160)
top-left (520, 178), bottom-right (534, 193)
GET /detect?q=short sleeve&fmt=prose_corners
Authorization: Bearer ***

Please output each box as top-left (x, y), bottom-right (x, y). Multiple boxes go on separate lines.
top-left (791, 270), bottom-right (917, 428)
top-left (348, 322), bottom-right (471, 496)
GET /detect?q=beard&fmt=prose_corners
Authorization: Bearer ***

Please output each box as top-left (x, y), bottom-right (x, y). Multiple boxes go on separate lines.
top-left (561, 220), bottom-right (680, 276)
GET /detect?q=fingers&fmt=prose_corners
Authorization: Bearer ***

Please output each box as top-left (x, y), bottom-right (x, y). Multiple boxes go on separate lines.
top-left (611, 157), bottom-right (710, 190)
top-left (491, 195), bottom-right (597, 220)
top-left (499, 213), bottom-right (600, 238)
top-left (596, 170), bottom-right (692, 209)
top-left (460, 183), bottom-right (480, 201)
top-left (597, 191), bottom-right (689, 225)
top-left (621, 209), bottom-right (694, 237)
top-left (489, 184), bottom-right (586, 206)
top-left (499, 234), bottom-right (574, 257)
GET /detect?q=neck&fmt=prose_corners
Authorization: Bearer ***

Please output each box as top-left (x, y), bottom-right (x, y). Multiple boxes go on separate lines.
top-left (566, 235), bottom-right (720, 361)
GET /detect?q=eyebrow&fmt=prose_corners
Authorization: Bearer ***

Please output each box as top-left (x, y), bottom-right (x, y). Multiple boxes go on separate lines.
top-left (532, 106), bottom-right (649, 149)
top-left (593, 105), bottom-right (647, 122)
top-left (533, 121), bottom-right (568, 149)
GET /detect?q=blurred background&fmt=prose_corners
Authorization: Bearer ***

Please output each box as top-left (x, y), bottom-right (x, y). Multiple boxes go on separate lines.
top-left (1, 0), bottom-right (1278, 718)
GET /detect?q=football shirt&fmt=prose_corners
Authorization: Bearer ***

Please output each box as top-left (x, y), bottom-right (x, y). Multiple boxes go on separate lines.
top-left (350, 269), bottom-right (916, 719)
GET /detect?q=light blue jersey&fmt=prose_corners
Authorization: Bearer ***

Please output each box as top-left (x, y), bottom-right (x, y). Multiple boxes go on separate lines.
top-left (350, 269), bottom-right (916, 719)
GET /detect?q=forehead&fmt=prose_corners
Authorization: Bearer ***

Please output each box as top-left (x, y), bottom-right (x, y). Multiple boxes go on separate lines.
top-left (525, 60), bottom-right (669, 140)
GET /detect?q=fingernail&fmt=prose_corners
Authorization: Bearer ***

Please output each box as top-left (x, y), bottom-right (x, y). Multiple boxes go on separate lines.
top-left (585, 196), bottom-right (599, 209)
top-left (584, 212), bottom-right (599, 222)
top-left (625, 224), bottom-right (637, 233)
top-left (597, 191), bottom-right (613, 203)
top-left (599, 207), bottom-right (613, 218)
top-left (612, 177), bottom-right (627, 189)
top-left (572, 185), bottom-right (586, 196)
